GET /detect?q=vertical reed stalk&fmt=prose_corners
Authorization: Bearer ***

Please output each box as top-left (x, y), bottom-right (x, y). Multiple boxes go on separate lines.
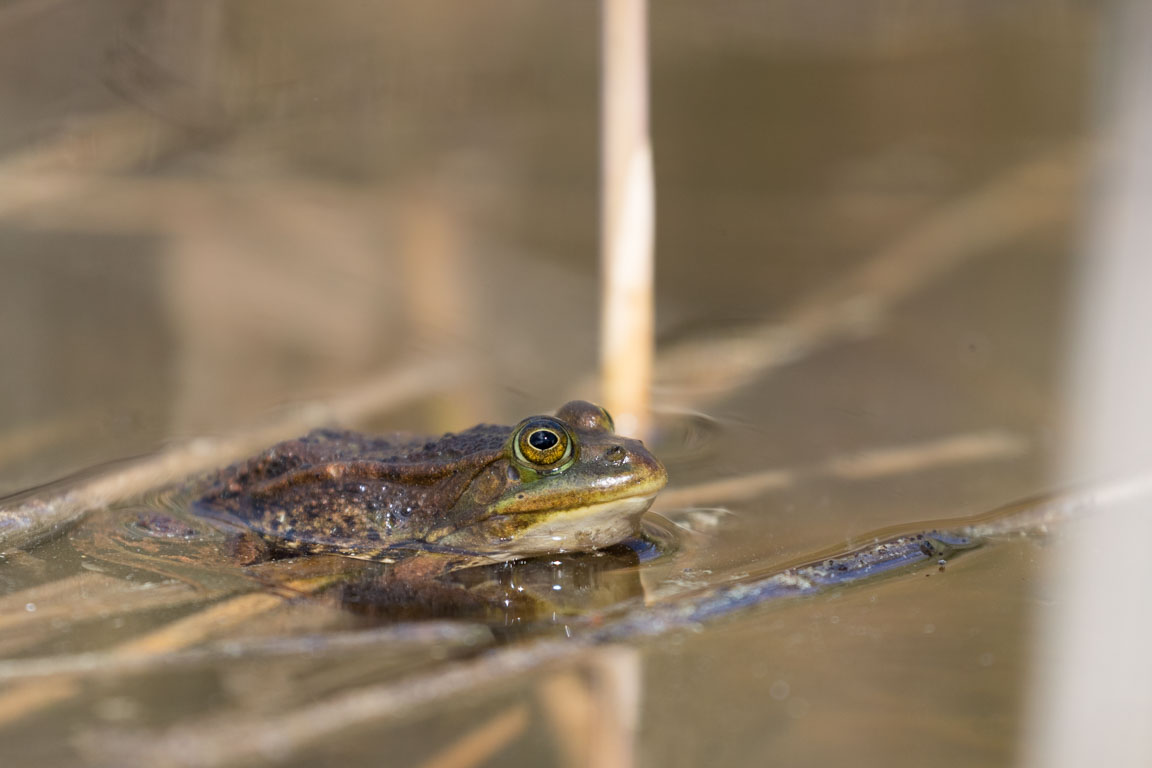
top-left (600, 0), bottom-right (654, 438)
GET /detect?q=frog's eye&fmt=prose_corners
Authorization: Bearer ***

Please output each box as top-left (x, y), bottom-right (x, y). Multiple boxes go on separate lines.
top-left (513, 417), bottom-right (574, 472)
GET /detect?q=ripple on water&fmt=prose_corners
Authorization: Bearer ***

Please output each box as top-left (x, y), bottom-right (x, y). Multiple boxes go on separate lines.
top-left (650, 408), bottom-right (722, 467)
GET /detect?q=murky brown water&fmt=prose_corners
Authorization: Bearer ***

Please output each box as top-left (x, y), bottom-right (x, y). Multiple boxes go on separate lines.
top-left (0, 2), bottom-right (1103, 766)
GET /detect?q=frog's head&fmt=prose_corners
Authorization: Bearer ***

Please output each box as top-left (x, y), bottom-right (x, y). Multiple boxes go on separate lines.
top-left (427, 401), bottom-right (667, 558)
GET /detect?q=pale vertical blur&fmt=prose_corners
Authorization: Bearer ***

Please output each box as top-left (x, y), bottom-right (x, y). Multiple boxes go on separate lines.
top-left (1024, 2), bottom-right (1152, 765)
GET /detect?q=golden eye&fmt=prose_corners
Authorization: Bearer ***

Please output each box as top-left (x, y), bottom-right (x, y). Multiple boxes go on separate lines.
top-left (513, 417), bottom-right (574, 472)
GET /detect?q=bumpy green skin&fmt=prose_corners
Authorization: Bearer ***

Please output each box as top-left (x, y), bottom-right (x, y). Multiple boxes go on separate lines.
top-left (194, 401), bottom-right (667, 562)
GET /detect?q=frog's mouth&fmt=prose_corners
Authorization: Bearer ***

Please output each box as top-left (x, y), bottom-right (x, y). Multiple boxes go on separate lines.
top-left (480, 493), bottom-right (658, 558)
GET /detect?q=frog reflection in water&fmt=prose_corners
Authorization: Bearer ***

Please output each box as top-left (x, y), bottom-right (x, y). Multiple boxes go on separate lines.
top-left (74, 401), bottom-right (668, 617)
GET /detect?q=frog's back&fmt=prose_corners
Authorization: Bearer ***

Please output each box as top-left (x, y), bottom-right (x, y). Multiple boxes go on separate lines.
top-left (194, 426), bottom-right (509, 559)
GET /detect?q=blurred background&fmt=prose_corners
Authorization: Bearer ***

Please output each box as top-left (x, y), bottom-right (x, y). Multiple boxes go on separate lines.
top-left (0, 0), bottom-right (1089, 492)
top-left (0, 1), bottom-right (1120, 766)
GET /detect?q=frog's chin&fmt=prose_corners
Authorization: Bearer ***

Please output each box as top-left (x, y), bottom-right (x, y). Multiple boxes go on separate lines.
top-left (482, 494), bottom-right (657, 560)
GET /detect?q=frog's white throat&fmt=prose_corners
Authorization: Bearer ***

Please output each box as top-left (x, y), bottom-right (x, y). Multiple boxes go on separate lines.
top-left (488, 494), bottom-right (656, 558)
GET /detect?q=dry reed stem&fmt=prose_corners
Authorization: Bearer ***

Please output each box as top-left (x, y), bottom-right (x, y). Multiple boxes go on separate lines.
top-left (0, 623), bottom-right (492, 684)
top-left (0, 173), bottom-right (396, 233)
top-left (653, 428), bottom-right (1027, 512)
top-left (0, 357), bottom-right (460, 553)
top-left (112, 570), bottom-right (351, 657)
top-left (652, 470), bottom-right (795, 512)
top-left (539, 649), bottom-right (640, 768)
top-left (0, 572), bottom-right (346, 727)
top-left (415, 705), bottom-right (529, 768)
top-left (0, 594), bottom-right (272, 728)
top-left (826, 431), bottom-right (1028, 480)
top-left (0, 573), bottom-right (200, 636)
top-left (538, 673), bottom-right (596, 767)
top-left (0, 679), bottom-right (79, 726)
top-left (113, 593), bottom-right (290, 656)
top-left (586, 647), bottom-right (640, 768)
top-left (76, 640), bottom-right (592, 768)
top-left (0, 109), bottom-right (183, 178)
top-left (653, 144), bottom-right (1083, 406)
top-left (600, 0), bottom-right (655, 438)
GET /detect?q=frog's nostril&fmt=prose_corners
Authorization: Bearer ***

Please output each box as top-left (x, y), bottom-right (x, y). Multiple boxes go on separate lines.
top-left (605, 446), bottom-right (626, 463)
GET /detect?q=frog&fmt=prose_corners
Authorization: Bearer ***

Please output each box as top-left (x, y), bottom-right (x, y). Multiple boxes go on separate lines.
top-left (69, 401), bottom-right (668, 607)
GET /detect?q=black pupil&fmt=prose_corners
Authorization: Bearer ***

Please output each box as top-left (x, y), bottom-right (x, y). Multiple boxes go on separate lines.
top-left (529, 430), bottom-right (559, 451)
